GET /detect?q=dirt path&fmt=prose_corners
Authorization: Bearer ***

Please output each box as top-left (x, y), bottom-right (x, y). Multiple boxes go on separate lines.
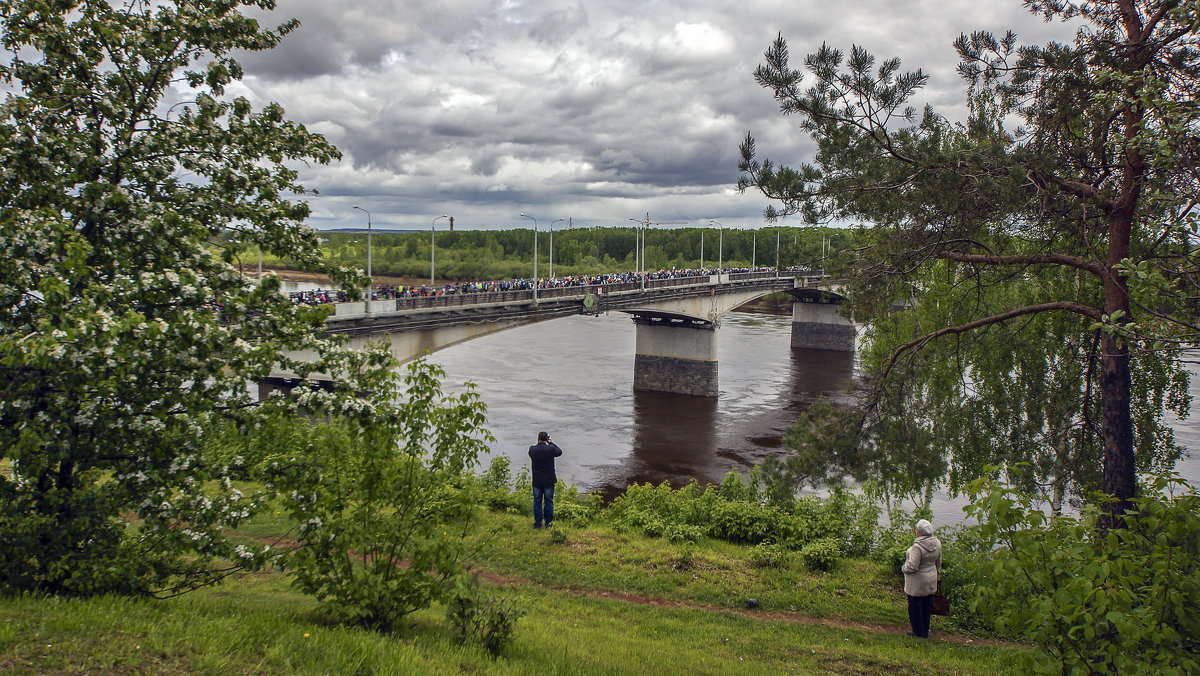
top-left (233, 530), bottom-right (1010, 647)
top-left (468, 567), bottom-right (1013, 648)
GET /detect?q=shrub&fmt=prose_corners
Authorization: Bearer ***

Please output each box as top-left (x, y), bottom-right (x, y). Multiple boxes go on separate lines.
top-left (641, 517), bottom-right (668, 538)
top-left (481, 455), bottom-right (513, 490)
top-left (749, 542), bottom-right (790, 569)
top-left (962, 473), bottom-right (1200, 675)
top-left (716, 470), bottom-right (759, 502)
top-left (664, 523), bottom-right (704, 544)
top-left (606, 481), bottom-right (708, 529)
top-left (798, 538), bottom-right (842, 572)
top-left (265, 358), bottom-right (494, 630)
top-left (552, 500), bottom-right (595, 526)
top-left (446, 575), bottom-right (525, 657)
top-left (706, 500), bottom-right (779, 544)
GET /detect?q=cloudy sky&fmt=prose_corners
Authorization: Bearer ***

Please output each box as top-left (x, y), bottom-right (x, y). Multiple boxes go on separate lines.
top-left (226, 1), bottom-right (1078, 232)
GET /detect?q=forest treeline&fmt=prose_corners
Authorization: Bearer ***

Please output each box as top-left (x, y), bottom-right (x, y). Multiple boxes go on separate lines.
top-left (257, 225), bottom-right (848, 281)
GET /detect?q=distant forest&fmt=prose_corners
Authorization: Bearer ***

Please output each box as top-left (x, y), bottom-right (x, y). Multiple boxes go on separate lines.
top-left (257, 225), bottom-right (849, 281)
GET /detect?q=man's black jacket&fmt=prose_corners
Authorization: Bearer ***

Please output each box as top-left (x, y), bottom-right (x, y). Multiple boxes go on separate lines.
top-left (528, 441), bottom-right (563, 489)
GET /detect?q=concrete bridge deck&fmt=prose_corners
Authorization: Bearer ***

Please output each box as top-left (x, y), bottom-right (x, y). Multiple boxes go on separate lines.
top-left (322, 271), bottom-right (819, 336)
top-left (263, 271), bottom-right (849, 398)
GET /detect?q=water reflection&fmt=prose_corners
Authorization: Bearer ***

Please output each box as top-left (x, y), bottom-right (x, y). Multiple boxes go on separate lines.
top-left (600, 390), bottom-right (721, 497)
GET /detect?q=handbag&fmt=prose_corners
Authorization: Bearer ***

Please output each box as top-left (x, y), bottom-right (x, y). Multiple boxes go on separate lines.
top-left (931, 579), bottom-right (950, 616)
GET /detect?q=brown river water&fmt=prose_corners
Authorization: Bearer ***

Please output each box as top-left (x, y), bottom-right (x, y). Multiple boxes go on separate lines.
top-left (281, 280), bottom-right (1199, 525)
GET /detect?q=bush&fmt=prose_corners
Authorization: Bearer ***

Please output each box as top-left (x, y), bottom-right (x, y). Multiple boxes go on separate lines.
top-left (265, 358), bottom-right (494, 630)
top-left (749, 542), bottom-right (790, 569)
top-left (481, 455), bottom-right (513, 490)
top-left (716, 470), bottom-right (759, 502)
top-left (962, 473), bottom-right (1200, 675)
top-left (798, 538), bottom-right (842, 572)
top-left (446, 575), bottom-right (525, 657)
top-left (706, 500), bottom-right (782, 544)
top-left (664, 523), bottom-right (704, 544)
top-left (552, 500), bottom-right (595, 526)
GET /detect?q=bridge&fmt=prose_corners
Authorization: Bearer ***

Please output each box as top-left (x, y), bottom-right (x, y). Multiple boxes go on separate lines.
top-left (265, 271), bottom-right (853, 398)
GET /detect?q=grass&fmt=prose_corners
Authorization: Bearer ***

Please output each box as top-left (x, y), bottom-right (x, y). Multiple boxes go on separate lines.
top-left (468, 511), bottom-right (955, 630)
top-left (0, 506), bottom-right (1026, 675)
top-left (0, 574), bottom-right (1019, 675)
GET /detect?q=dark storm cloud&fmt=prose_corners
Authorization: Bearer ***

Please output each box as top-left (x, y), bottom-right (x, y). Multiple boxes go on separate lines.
top-left (231, 0), bottom-right (1080, 230)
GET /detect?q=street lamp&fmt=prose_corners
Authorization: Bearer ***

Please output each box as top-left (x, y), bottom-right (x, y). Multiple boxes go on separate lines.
top-left (629, 217), bottom-right (645, 291)
top-left (550, 218), bottom-right (563, 279)
top-left (352, 205), bottom-right (372, 312)
top-left (520, 213), bottom-right (538, 301)
top-left (709, 220), bottom-right (723, 275)
top-left (431, 214), bottom-right (447, 285)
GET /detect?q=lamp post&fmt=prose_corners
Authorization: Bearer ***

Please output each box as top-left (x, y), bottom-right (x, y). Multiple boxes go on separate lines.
top-left (431, 214), bottom-right (447, 285)
top-left (752, 231), bottom-right (757, 268)
top-left (352, 205), bottom-right (372, 313)
top-left (709, 220), bottom-right (723, 275)
top-left (629, 217), bottom-right (645, 291)
top-left (775, 230), bottom-right (780, 276)
top-left (550, 218), bottom-right (563, 280)
top-left (520, 213), bottom-right (538, 301)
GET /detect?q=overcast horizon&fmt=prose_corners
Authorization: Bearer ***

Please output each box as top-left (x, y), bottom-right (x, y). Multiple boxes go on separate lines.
top-left (219, 1), bottom-right (1079, 232)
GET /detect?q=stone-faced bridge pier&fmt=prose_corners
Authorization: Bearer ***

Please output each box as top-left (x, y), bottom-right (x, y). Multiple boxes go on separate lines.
top-left (263, 272), bottom-right (853, 399)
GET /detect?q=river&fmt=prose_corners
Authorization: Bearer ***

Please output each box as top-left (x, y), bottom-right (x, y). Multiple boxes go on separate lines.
top-left (281, 280), bottom-right (1199, 525)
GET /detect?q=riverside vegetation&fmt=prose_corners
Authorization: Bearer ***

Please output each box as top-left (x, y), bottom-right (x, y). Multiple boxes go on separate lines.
top-left (3, 372), bottom-right (1197, 674)
top-left (3, 1), bottom-right (1198, 674)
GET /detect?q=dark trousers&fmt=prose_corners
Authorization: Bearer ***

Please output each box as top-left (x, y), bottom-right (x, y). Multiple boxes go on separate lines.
top-left (907, 594), bottom-right (933, 637)
top-left (532, 485), bottom-right (555, 528)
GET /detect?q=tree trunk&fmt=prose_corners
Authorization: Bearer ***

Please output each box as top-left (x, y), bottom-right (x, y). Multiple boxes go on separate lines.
top-left (1100, 334), bottom-right (1135, 523)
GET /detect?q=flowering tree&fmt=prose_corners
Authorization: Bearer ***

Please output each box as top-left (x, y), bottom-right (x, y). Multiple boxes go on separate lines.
top-left (0, 0), bottom-right (371, 595)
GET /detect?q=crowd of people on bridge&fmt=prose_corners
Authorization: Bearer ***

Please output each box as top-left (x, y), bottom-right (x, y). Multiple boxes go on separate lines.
top-left (286, 266), bottom-right (778, 307)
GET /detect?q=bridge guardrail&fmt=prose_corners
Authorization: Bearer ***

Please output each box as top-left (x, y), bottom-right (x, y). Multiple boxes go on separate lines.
top-left (327, 271), bottom-right (801, 318)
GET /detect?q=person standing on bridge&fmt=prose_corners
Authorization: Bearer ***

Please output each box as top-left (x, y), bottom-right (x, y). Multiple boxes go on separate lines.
top-left (528, 431), bottom-right (563, 529)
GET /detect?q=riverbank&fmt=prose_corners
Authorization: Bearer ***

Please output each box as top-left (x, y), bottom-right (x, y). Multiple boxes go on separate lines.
top-left (0, 508), bottom-right (1024, 675)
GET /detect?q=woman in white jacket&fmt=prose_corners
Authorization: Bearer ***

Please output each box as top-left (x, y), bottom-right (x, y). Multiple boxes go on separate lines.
top-left (901, 519), bottom-right (942, 638)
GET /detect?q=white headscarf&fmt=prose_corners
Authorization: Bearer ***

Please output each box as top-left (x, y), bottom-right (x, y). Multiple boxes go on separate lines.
top-left (915, 519), bottom-right (934, 536)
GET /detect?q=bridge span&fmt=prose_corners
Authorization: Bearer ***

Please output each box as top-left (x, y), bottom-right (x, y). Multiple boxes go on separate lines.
top-left (265, 271), bottom-right (853, 398)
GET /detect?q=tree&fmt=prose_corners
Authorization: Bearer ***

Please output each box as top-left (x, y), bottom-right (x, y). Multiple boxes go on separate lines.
top-left (262, 357), bottom-right (494, 630)
top-left (0, 0), bottom-right (371, 595)
top-left (739, 0), bottom-right (1200, 520)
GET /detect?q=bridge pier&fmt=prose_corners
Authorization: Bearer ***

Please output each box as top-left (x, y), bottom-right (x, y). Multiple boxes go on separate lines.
top-left (791, 297), bottom-right (854, 352)
top-left (629, 312), bottom-right (718, 397)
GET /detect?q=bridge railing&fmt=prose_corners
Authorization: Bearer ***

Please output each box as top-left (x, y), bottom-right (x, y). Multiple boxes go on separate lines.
top-left (327, 270), bottom-right (801, 316)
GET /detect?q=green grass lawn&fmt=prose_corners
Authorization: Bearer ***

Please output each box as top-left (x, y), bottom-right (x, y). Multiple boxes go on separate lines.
top-left (0, 573), bottom-right (1020, 675)
top-left (0, 509), bottom-right (1025, 675)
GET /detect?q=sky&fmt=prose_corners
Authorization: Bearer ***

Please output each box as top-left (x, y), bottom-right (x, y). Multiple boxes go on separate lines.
top-left (224, 0), bottom-right (1080, 232)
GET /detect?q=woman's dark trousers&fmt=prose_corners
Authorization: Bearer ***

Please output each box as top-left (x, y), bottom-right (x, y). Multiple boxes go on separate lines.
top-left (907, 594), bottom-right (932, 637)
